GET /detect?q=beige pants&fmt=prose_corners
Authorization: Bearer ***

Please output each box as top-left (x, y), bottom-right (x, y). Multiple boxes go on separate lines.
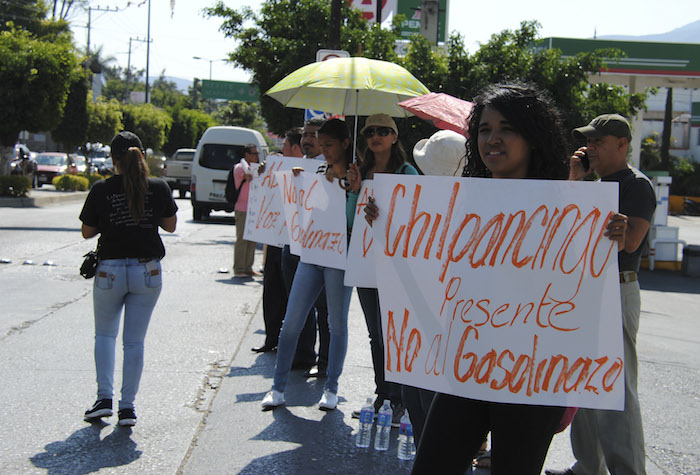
top-left (234, 211), bottom-right (256, 273)
top-left (570, 281), bottom-right (646, 475)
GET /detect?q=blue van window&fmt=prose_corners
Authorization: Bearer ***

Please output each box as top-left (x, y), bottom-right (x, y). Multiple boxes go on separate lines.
top-left (199, 144), bottom-right (245, 170)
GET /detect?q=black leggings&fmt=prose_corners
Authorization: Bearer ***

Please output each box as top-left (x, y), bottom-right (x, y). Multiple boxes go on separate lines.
top-left (411, 393), bottom-right (565, 475)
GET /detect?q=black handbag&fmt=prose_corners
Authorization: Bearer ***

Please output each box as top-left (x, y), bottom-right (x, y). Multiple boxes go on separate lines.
top-left (80, 244), bottom-right (100, 279)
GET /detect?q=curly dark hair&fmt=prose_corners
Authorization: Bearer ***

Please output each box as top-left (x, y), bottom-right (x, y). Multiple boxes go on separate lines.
top-left (462, 82), bottom-right (569, 180)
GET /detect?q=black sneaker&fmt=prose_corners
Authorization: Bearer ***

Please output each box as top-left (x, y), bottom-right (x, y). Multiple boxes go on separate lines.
top-left (118, 408), bottom-right (137, 427)
top-left (84, 398), bottom-right (113, 421)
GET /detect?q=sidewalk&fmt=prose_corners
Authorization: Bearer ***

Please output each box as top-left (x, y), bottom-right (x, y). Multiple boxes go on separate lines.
top-left (0, 186), bottom-right (89, 207)
top-left (179, 216), bottom-right (700, 474)
top-left (180, 291), bottom-right (421, 474)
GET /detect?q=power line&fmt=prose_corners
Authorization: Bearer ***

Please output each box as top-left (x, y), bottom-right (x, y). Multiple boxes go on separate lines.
top-left (86, 5), bottom-right (120, 56)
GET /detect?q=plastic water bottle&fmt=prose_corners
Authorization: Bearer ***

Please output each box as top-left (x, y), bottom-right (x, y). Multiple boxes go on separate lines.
top-left (397, 412), bottom-right (415, 460)
top-left (355, 397), bottom-right (375, 448)
top-left (374, 399), bottom-right (392, 451)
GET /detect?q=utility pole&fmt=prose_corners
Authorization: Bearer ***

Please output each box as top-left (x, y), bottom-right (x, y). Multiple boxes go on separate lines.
top-left (126, 37), bottom-right (149, 103)
top-left (85, 5), bottom-right (119, 56)
top-left (145, 0), bottom-right (152, 103)
top-left (329, 0), bottom-right (342, 50)
top-left (418, 0), bottom-right (444, 44)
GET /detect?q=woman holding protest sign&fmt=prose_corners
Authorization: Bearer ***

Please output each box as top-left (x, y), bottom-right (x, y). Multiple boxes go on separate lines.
top-left (261, 118), bottom-right (358, 411)
top-left (364, 83), bottom-right (624, 474)
top-left (409, 83), bottom-right (630, 474)
top-left (409, 83), bottom-right (569, 474)
top-left (347, 113), bottom-right (418, 423)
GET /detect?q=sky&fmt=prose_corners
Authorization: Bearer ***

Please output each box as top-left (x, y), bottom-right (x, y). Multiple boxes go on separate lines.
top-left (68, 0), bottom-right (699, 86)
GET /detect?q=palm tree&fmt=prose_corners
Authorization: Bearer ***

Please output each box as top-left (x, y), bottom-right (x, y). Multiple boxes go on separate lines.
top-left (82, 44), bottom-right (115, 74)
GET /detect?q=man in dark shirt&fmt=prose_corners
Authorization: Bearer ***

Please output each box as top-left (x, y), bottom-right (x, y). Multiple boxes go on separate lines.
top-left (547, 114), bottom-right (655, 475)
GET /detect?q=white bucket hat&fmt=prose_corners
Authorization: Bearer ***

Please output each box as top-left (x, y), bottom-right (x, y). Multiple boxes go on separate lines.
top-left (413, 130), bottom-right (467, 177)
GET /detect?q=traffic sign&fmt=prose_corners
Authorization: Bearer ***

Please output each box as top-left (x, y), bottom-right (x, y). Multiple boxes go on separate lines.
top-left (201, 80), bottom-right (260, 101)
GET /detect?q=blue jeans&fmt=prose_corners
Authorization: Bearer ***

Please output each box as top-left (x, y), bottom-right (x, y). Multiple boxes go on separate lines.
top-left (272, 261), bottom-right (352, 395)
top-left (93, 258), bottom-right (162, 409)
top-left (281, 245), bottom-right (322, 364)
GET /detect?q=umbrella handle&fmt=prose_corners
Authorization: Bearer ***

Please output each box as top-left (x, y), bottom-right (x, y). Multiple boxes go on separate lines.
top-left (338, 177), bottom-right (352, 191)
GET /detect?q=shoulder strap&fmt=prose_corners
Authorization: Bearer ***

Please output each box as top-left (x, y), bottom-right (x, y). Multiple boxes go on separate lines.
top-left (225, 167), bottom-right (239, 204)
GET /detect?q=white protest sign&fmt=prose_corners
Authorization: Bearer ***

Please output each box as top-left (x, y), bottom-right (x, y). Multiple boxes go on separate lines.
top-left (276, 170), bottom-right (348, 270)
top-left (244, 156), bottom-right (325, 246)
top-left (373, 175), bottom-right (624, 410)
top-left (345, 180), bottom-right (377, 287)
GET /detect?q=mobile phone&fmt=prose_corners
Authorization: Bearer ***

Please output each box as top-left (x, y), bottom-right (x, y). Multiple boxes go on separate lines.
top-left (579, 150), bottom-right (590, 171)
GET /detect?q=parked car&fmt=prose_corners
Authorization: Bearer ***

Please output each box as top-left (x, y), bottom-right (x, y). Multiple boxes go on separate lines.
top-left (163, 148), bottom-right (196, 198)
top-left (67, 155), bottom-right (97, 174)
top-left (34, 152), bottom-right (68, 187)
top-left (190, 127), bottom-right (268, 221)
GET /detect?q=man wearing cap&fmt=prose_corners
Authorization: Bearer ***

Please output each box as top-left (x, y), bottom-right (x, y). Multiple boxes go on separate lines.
top-left (546, 114), bottom-right (655, 475)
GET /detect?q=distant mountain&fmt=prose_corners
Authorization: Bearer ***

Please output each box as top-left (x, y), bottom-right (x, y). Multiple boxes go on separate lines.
top-left (164, 76), bottom-right (193, 92)
top-left (597, 19), bottom-right (700, 44)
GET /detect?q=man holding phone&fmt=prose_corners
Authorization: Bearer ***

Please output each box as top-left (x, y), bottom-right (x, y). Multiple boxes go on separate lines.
top-left (547, 114), bottom-right (655, 475)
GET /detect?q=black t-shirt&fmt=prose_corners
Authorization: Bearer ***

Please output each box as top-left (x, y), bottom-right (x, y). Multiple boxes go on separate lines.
top-left (601, 167), bottom-right (656, 272)
top-left (80, 176), bottom-right (178, 259)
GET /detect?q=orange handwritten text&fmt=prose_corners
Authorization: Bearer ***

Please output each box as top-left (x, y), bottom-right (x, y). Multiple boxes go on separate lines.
top-left (254, 194), bottom-right (281, 230)
top-left (289, 211), bottom-right (345, 255)
top-left (383, 182), bottom-right (616, 285)
top-left (453, 328), bottom-right (623, 396)
top-left (282, 173), bottom-right (317, 210)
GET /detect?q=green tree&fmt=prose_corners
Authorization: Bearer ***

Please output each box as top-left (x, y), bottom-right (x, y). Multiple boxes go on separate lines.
top-left (101, 64), bottom-right (146, 103)
top-left (121, 103), bottom-right (173, 152)
top-left (48, 0), bottom-right (88, 21)
top-left (86, 95), bottom-right (123, 144)
top-left (442, 22), bottom-right (648, 138)
top-left (52, 65), bottom-right (90, 151)
top-left (442, 33), bottom-right (473, 99)
top-left (150, 73), bottom-right (189, 110)
top-left (204, 0), bottom-right (369, 135)
top-left (400, 34), bottom-right (448, 92)
top-left (0, 26), bottom-right (76, 172)
top-left (164, 107), bottom-right (214, 156)
top-left (0, 0), bottom-right (48, 33)
top-left (213, 101), bottom-right (263, 129)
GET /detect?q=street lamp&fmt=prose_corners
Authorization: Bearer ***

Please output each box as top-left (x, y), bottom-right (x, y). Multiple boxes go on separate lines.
top-left (192, 56), bottom-right (227, 80)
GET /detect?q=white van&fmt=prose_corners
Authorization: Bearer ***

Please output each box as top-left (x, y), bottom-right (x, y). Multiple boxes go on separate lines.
top-left (190, 126), bottom-right (268, 221)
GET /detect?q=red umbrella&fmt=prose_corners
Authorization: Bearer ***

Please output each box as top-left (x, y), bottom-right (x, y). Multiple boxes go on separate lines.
top-left (398, 92), bottom-right (473, 136)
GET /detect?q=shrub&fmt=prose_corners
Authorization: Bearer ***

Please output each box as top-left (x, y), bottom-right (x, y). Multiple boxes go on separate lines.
top-left (77, 172), bottom-right (105, 187)
top-left (147, 155), bottom-right (164, 177)
top-left (640, 133), bottom-right (700, 196)
top-left (0, 175), bottom-right (31, 197)
top-left (53, 174), bottom-right (89, 191)
top-left (671, 160), bottom-right (700, 196)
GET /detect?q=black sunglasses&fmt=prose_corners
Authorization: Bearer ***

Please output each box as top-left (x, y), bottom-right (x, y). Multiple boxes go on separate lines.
top-left (363, 127), bottom-right (393, 138)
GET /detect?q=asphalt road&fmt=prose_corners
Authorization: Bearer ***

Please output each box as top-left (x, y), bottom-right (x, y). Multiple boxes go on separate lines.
top-left (0, 191), bottom-right (698, 474)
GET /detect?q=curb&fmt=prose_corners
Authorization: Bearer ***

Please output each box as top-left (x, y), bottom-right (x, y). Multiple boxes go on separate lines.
top-left (0, 190), bottom-right (89, 208)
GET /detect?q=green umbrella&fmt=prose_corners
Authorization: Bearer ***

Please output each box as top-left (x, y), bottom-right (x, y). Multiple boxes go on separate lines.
top-left (266, 57), bottom-right (430, 117)
top-left (266, 57), bottom-right (430, 161)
